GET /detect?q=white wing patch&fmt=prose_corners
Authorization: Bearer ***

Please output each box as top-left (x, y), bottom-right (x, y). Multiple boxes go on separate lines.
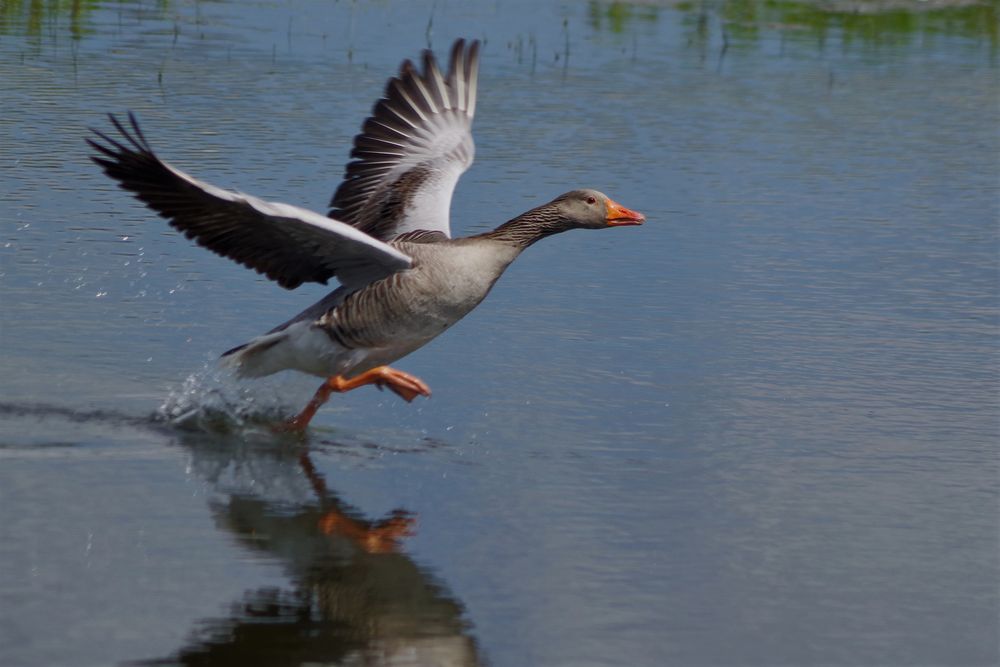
top-left (328, 39), bottom-right (481, 242)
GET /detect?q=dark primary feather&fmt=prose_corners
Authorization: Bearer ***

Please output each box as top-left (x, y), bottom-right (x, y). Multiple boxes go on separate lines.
top-left (88, 112), bottom-right (412, 290)
top-left (328, 38), bottom-right (480, 241)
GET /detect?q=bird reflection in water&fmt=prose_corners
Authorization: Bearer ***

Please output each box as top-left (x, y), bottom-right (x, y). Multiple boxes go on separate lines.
top-left (138, 432), bottom-right (482, 666)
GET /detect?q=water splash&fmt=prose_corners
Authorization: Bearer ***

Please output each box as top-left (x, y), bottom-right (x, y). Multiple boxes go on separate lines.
top-left (157, 362), bottom-right (294, 433)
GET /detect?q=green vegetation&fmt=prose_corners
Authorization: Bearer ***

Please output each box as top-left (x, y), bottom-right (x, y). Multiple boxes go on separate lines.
top-left (591, 0), bottom-right (997, 47)
top-left (2, 0), bottom-right (996, 50)
top-left (1, 0), bottom-right (101, 39)
top-left (588, 0), bottom-right (660, 33)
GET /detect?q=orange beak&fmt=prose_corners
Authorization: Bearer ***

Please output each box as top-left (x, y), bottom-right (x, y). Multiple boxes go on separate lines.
top-left (605, 198), bottom-right (645, 226)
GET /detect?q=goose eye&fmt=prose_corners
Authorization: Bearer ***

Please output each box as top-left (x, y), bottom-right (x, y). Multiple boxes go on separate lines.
top-left (586, 196), bottom-right (597, 205)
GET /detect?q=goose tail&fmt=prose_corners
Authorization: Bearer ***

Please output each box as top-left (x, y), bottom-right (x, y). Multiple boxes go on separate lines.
top-left (219, 330), bottom-right (290, 378)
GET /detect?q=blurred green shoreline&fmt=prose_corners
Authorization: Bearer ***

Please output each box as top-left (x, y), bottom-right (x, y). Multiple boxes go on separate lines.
top-left (3, 0), bottom-right (997, 49)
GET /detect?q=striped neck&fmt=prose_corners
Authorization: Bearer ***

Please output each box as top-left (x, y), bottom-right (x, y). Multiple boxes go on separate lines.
top-left (480, 202), bottom-right (574, 249)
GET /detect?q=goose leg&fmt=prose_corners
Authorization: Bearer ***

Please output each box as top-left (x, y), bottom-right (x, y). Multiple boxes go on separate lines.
top-left (281, 366), bottom-right (432, 432)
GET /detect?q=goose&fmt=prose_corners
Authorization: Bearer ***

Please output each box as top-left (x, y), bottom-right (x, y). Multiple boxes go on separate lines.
top-left (88, 39), bottom-right (645, 431)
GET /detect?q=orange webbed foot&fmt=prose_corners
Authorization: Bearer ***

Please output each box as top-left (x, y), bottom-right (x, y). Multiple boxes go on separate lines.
top-left (369, 367), bottom-right (432, 402)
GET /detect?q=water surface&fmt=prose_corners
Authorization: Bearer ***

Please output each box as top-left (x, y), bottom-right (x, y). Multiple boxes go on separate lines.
top-left (1, 1), bottom-right (997, 665)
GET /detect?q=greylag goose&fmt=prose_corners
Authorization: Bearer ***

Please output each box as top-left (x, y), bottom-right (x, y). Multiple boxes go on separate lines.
top-left (88, 39), bottom-right (644, 431)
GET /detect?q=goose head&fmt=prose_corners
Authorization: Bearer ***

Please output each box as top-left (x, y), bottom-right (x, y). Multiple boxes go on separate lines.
top-left (552, 189), bottom-right (645, 229)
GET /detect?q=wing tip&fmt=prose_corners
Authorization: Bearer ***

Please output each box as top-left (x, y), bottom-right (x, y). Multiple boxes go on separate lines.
top-left (88, 110), bottom-right (156, 163)
top-left (330, 39), bottom-right (481, 232)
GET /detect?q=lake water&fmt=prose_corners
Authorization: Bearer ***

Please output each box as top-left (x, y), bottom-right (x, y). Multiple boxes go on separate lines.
top-left (1, 1), bottom-right (997, 665)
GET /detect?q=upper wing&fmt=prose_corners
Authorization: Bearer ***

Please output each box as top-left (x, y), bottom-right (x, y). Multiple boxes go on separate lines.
top-left (328, 38), bottom-right (481, 241)
top-left (88, 113), bottom-right (413, 291)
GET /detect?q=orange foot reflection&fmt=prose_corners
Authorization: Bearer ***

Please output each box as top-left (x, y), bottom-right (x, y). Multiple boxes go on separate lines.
top-left (318, 508), bottom-right (416, 554)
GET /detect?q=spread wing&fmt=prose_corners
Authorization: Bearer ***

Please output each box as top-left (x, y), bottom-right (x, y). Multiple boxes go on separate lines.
top-left (328, 38), bottom-right (480, 241)
top-left (88, 113), bottom-right (413, 291)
